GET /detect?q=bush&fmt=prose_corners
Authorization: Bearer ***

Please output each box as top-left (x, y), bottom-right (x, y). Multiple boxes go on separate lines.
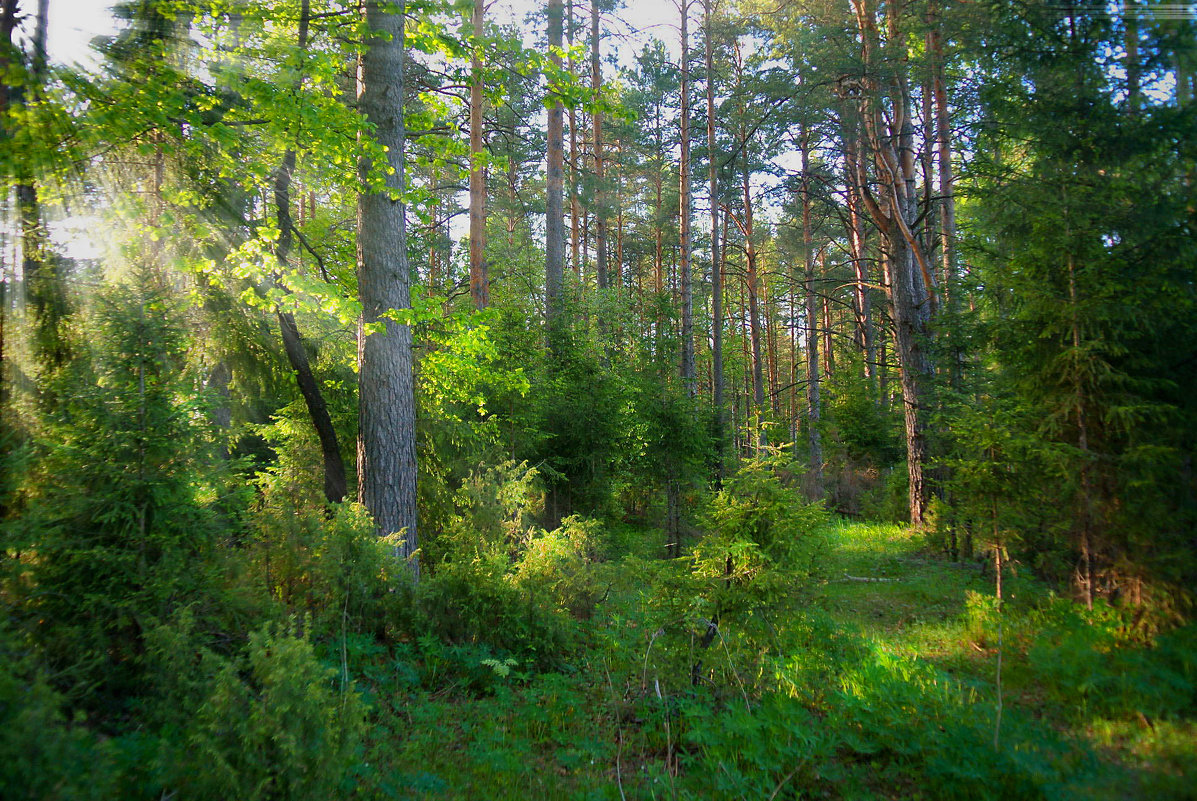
top-left (166, 622), bottom-right (365, 801)
top-left (0, 640), bottom-right (118, 801)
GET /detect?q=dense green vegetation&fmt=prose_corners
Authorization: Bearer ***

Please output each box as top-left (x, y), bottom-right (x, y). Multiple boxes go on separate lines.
top-left (1, 0), bottom-right (1194, 797)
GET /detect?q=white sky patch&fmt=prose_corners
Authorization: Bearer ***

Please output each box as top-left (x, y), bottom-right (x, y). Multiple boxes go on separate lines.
top-left (47, 0), bottom-right (117, 71)
top-left (48, 215), bottom-right (105, 261)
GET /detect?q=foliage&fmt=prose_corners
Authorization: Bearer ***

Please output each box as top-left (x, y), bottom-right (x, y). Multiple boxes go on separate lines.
top-left (160, 622), bottom-right (366, 801)
top-left (1, 280), bottom-right (238, 705)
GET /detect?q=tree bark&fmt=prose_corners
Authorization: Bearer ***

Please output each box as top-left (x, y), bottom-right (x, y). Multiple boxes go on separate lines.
top-left (468, 0), bottom-right (489, 309)
top-left (591, 0), bottom-right (608, 293)
top-left (678, 0), bottom-right (695, 396)
top-left (567, 0), bottom-right (581, 282)
top-left (357, 0), bottom-right (419, 576)
top-left (705, 0), bottom-right (725, 470)
top-left (269, 0), bottom-right (347, 507)
top-left (843, 128), bottom-right (875, 384)
top-left (545, 0), bottom-right (566, 345)
top-left (275, 156), bottom-right (347, 505)
top-left (800, 124), bottom-right (823, 493)
top-left (738, 158), bottom-right (765, 442)
top-left (849, 0), bottom-right (935, 525)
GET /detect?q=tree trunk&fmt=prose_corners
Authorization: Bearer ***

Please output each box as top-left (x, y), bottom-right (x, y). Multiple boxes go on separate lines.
top-left (357, 0), bottom-right (419, 576)
top-left (800, 126), bottom-right (823, 493)
top-left (740, 160), bottom-right (765, 442)
top-left (705, 0), bottom-right (725, 470)
top-left (468, 0), bottom-right (489, 309)
top-left (545, 0), bottom-right (566, 344)
top-left (678, 1), bottom-right (695, 396)
top-left (567, 0), bottom-right (581, 282)
top-left (270, 1), bottom-right (347, 507)
top-left (843, 130), bottom-right (874, 384)
top-left (591, 0), bottom-right (608, 293)
top-left (275, 156), bottom-right (347, 505)
top-left (849, 0), bottom-right (935, 526)
top-left (15, 0), bottom-right (65, 375)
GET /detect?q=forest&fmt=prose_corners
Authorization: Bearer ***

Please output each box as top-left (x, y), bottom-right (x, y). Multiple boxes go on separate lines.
top-left (0, 0), bottom-right (1195, 798)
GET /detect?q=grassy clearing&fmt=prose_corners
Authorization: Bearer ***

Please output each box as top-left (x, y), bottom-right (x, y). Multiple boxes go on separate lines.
top-left (342, 518), bottom-right (1195, 800)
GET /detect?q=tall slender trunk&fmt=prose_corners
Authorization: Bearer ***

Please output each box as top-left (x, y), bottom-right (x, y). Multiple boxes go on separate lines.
top-left (705, 0), bottom-right (725, 468)
top-left (849, 0), bottom-right (935, 525)
top-left (770, 288), bottom-right (784, 416)
top-left (545, 0), bottom-right (566, 344)
top-left (273, 0), bottom-right (346, 506)
top-left (678, 0), bottom-right (695, 395)
top-left (821, 287), bottom-right (834, 378)
top-left (16, 0), bottom-right (64, 374)
top-left (358, 0), bottom-right (418, 576)
top-left (1125, 0), bottom-right (1141, 112)
top-left (843, 130), bottom-right (874, 384)
top-left (800, 126), bottom-right (822, 492)
top-left (591, 0), bottom-right (608, 292)
top-left (740, 159), bottom-right (765, 439)
top-left (567, 0), bottom-right (581, 281)
top-left (927, 1), bottom-right (956, 299)
top-left (468, 0), bottom-right (489, 309)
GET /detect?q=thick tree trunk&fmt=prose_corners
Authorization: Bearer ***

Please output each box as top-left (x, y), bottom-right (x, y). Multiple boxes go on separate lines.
top-left (357, 0), bottom-right (419, 576)
top-left (545, 0), bottom-right (566, 343)
top-left (468, 0), bottom-right (489, 309)
top-left (678, 1), bottom-right (695, 396)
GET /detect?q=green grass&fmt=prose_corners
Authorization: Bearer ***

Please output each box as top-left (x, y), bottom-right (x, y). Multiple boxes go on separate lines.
top-left (339, 519), bottom-right (1195, 799)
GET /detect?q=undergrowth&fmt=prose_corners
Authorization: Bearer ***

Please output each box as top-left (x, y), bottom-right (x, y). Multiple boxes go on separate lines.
top-left (2, 462), bottom-right (1193, 799)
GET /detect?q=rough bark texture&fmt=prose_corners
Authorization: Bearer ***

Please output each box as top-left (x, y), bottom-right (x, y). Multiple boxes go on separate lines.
top-left (468, 0), bottom-right (489, 309)
top-left (545, 0), bottom-right (566, 343)
top-left (357, 0), bottom-right (419, 576)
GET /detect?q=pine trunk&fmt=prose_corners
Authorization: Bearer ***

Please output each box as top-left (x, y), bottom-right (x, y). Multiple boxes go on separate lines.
top-left (357, 0), bottom-right (419, 576)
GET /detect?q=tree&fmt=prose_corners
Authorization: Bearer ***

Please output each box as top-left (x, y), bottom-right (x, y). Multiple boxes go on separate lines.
top-left (545, 0), bottom-right (566, 344)
top-left (357, 0), bottom-right (419, 577)
top-left (273, 0), bottom-right (347, 506)
top-left (844, 0), bottom-right (937, 526)
top-left (468, 0), bottom-right (489, 310)
top-left (678, 0), bottom-right (696, 396)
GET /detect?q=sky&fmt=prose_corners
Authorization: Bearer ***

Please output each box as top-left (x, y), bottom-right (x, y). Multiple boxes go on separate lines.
top-left (39, 0), bottom-right (698, 258)
top-left (45, 0), bottom-right (686, 69)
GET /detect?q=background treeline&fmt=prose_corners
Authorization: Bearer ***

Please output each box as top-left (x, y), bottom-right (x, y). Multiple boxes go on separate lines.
top-left (0, 0), bottom-right (1194, 797)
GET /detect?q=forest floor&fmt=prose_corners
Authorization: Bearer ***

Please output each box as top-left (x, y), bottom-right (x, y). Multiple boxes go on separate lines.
top-left (359, 520), bottom-right (1196, 800)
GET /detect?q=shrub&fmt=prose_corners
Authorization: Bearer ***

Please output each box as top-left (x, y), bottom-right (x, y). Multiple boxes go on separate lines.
top-left (166, 622), bottom-right (365, 801)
